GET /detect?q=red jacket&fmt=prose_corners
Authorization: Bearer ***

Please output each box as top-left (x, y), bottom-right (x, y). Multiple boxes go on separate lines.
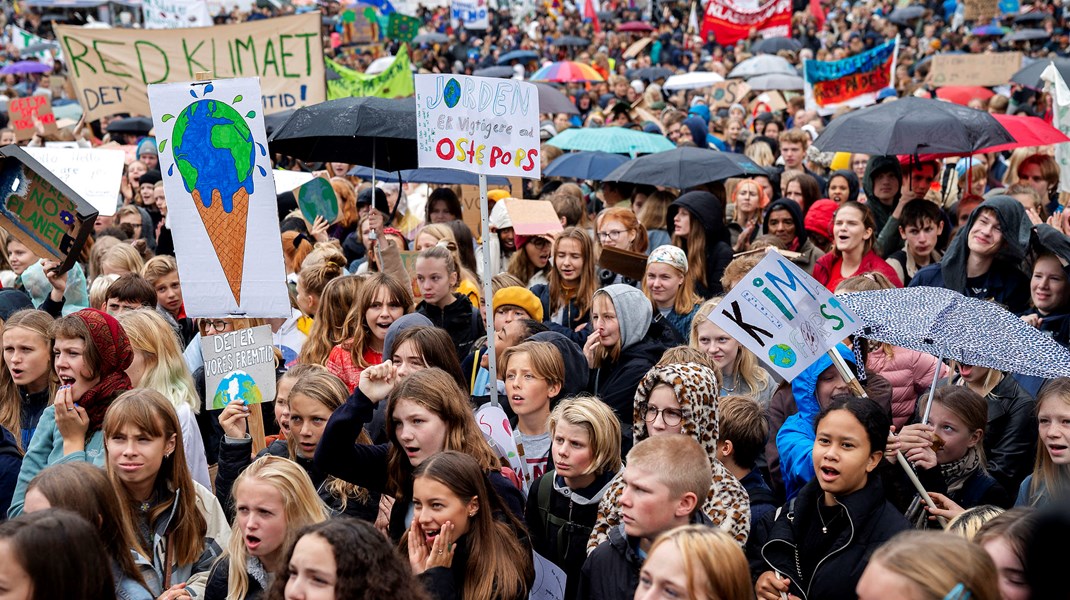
top-left (813, 250), bottom-right (903, 291)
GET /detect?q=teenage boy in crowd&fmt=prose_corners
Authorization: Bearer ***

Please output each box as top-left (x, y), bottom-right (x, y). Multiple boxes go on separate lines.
top-left (717, 395), bottom-right (777, 526)
top-left (579, 435), bottom-right (713, 600)
top-left (886, 200), bottom-right (945, 287)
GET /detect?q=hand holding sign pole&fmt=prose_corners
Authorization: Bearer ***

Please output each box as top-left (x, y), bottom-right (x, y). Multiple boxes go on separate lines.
top-left (414, 74), bottom-right (540, 406)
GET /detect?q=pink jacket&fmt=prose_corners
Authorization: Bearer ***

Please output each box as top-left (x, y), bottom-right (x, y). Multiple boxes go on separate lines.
top-left (866, 346), bottom-right (949, 429)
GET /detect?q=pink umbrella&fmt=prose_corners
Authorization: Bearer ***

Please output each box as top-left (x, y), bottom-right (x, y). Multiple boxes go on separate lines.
top-left (934, 86), bottom-right (995, 106)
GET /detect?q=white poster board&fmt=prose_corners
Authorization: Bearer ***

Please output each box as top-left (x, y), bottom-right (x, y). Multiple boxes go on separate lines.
top-left (143, 0), bottom-right (214, 29)
top-left (530, 552), bottom-right (566, 600)
top-left (148, 77), bottom-right (290, 318)
top-left (271, 169), bottom-right (315, 193)
top-left (451, 0), bottom-right (490, 28)
top-left (8, 25), bottom-right (57, 64)
top-left (414, 74), bottom-right (541, 179)
top-left (474, 403), bottom-right (525, 490)
top-left (24, 147), bottom-right (125, 216)
top-left (710, 251), bottom-right (862, 380)
top-left (202, 324), bottom-right (277, 410)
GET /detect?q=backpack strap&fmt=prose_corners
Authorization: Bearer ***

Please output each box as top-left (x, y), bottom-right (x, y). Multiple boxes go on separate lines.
top-left (536, 470), bottom-right (555, 540)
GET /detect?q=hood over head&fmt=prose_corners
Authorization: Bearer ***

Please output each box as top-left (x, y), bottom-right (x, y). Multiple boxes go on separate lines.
top-left (940, 195), bottom-right (1031, 293)
top-left (593, 284), bottom-right (651, 351)
top-left (632, 362), bottom-right (721, 458)
top-left (862, 154), bottom-right (902, 202)
top-left (667, 191), bottom-right (731, 246)
top-left (791, 343), bottom-right (856, 422)
top-left (529, 331), bottom-right (587, 399)
top-left (827, 169), bottom-right (860, 203)
top-left (762, 198), bottom-right (808, 248)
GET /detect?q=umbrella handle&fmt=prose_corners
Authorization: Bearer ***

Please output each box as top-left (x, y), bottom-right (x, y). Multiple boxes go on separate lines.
top-left (920, 354), bottom-right (943, 425)
top-left (896, 452), bottom-right (948, 528)
top-left (827, 349), bottom-right (866, 397)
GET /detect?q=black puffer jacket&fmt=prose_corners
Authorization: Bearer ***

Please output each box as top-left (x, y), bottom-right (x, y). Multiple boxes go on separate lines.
top-left (203, 556), bottom-right (267, 600)
top-left (416, 293), bottom-right (483, 361)
top-left (667, 191), bottom-right (734, 298)
top-left (747, 473), bottom-right (909, 600)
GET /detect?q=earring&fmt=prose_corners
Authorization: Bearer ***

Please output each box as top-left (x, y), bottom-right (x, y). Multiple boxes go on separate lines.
top-left (469, 512), bottom-right (476, 517)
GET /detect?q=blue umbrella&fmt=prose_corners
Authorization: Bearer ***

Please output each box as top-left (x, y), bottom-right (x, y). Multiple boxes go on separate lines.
top-left (348, 166), bottom-right (511, 186)
top-left (839, 287), bottom-right (1070, 379)
top-left (497, 50), bottom-right (540, 65)
top-left (544, 151), bottom-right (629, 180)
top-left (546, 127), bottom-right (675, 155)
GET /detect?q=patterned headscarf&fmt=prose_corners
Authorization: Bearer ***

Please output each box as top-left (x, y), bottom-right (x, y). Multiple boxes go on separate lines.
top-left (72, 309), bottom-right (133, 432)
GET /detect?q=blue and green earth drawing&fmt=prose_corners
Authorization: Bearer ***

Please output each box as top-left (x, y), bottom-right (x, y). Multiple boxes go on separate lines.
top-left (297, 177), bottom-right (339, 223)
top-left (212, 370), bottom-right (263, 410)
top-left (170, 99), bottom-right (256, 212)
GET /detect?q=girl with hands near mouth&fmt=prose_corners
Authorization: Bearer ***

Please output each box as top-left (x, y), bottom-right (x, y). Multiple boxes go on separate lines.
top-left (403, 451), bottom-right (533, 600)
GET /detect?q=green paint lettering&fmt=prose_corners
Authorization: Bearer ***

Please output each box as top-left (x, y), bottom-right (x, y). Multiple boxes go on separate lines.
top-left (295, 32), bottom-right (316, 75)
top-left (182, 38), bottom-right (210, 77)
top-left (134, 40), bottom-right (170, 84)
top-left (61, 36), bottom-right (95, 78)
top-left (234, 36), bottom-right (258, 75)
top-left (92, 40), bottom-right (132, 78)
top-left (279, 34), bottom-right (298, 78)
top-left (262, 38), bottom-right (279, 78)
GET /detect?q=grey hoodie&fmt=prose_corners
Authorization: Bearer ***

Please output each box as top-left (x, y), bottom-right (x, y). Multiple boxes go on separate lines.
top-left (594, 284), bottom-right (651, 352)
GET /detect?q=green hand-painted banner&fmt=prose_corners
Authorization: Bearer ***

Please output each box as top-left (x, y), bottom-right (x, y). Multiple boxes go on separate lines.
top-left (327, 44), bottom-right (414, 99)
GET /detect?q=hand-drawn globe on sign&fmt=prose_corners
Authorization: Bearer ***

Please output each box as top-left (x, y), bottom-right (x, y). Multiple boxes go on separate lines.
top-left (768, 343), bottom-right (797, 368)
top-left (212, 370), bottom-right (263, 410)
top-left (171, 99), bottom-right (255, 212)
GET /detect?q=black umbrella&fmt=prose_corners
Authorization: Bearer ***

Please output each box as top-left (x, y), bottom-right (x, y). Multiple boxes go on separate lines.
top-left (1010, 58), bottom-right (1070, 89)
top-left (1014, 11), bottom-right (1047, 23)
top-left (264, 109), bottom-right (296, 138)
top-left (551, 35), bottom-right (590, 47)
top-left (268, 97), bottom-right (418, 171)
top-left (533, 82), bottom-right (579, 115)
top-left (474, 65), bottom-right (515, 78)
top-left (413, 32), bottom-right (449, 44)
top-left (812, 96), bottom-right (1013, 155)
top-left (628, 66), bottom-right (674, 81)
top-left (887, 5), bottom-right (926, 24)
top-left (604, 147), bottom-right (766, 188)
top-left (106, 116), bottom-right (154, 135)
top-left (497, 50), bottom-right (539, 65)
top-left (751, 37), bottom-right (804, 54)
top-left (1002, 28), bottom-right (1049, 43)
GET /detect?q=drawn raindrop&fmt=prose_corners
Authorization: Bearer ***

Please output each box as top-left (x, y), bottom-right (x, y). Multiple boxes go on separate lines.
top-left (161, 114), bottom-right (174, 122)
top-left (159, 139), bottom-right (168, 152)
top-left (189, 89), bottom-right (197, 98)
top-left (258, 166), bottom-right (267, 176)
top-left (246, 111), bottom-right (256, 119)
top-left (205, 83), bottom-right (214, 94)
top-left (257, 142), bottom-right (266, 156)
top-left (233, 95), bottom-right (243, 103)
top-left (168, 164), bottom-right (174, 176)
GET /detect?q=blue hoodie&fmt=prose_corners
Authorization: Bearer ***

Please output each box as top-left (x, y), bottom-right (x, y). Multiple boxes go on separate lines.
top-left (776, 343), bottom-right (856, 500)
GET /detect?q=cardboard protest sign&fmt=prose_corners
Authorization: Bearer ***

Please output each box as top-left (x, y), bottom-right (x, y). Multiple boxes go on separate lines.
top-left (929, 52), bottom-right (1022, 88)
top-left (710, 251), bottom-right (862, 380)
top-left (475, 403), bottom-right (524, 490)
top-left (398, 249), bottom-right (422, 298)
top-left (415, 74), bottom-right (542, 179)
top-left (24, 147), bottom-right (125, 216)
top-left (8, 96), bottom-right (56, 142)
top-left (459, 176), bottom-right (522, 241)
top-left (700, 0), bottom-right (791, 47)
top-left (202, 324), bottom-right (277, 410)
top-left (963, 0), bottom-right (1000, 21)
top-left (451, 0), bottom-right (490, 29)
top-left (143, 0), bottom-right (214, 29)
top-left (55, 13), bottom-right (325, 121)
top-left (502, 198), bottom-right (562, 235)
top-left (804, 39), bottom-right (898, 116)
top-left (149, 77), bottom-right (290, 318)
top-left (598, 246), bottom-right (647, 281)
top-left (710, 80), bottom-right (751, 109)
top-left (296, 177), bottom-right (339, 224)
top-left (0, 145), bottom-right (96, 274)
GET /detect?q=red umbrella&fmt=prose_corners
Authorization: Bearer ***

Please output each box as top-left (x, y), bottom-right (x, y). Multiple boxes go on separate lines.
top-left (899, 113), bottom-right (1068, 161)
top-left (934, 86), bottom-right (995, 106)
top-left (618, 20), bottom-right (654, 32)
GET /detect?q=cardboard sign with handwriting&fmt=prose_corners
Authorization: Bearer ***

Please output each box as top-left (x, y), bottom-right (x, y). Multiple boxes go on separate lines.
top-left (711, 80), bottom-right (751, 108)
top-left (8, 95), bottom-right (56, 141)
top-left (929, 52), bottom-right (1022, 87)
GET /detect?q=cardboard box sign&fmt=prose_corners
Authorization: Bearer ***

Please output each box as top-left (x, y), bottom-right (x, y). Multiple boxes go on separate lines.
top-left (598, 246), bottom-right (648, 282)
top-left (0, 144), bottom-right (96, 274)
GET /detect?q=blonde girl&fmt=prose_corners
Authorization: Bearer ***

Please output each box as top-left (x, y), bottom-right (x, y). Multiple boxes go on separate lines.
top-left (1018, 377), bottom-right (1070, 507)
top-left (298, 275), bottom-right (362, 367)
top-left (0, 309), bottom-right (55, 450)
top-left (857, 531), bottom-right (998, 600)
top-left (689, 298), bottom-right (773, 406)
top-left (636, 190), bottom-right (675, 250)
top-left (104, 389), bottom-right (231, 599)
top-left (295, 252), bottom-right (347, 317)
top-left (642, 245), bottom-right (702, 341)
top-left (638, 526), bottom-right (752, 600)
top-left (531, 227), bottom-right (596, 345)
top-left (101, 242), bottom-right (146, 277)
top-left (415, 225), bottom-right (480, 304)
top-left (729, 179), bottom-right (768, 252)
top-left (117, 309), bottom-right (211, 489)
top-left (204, 456), bottom-right (330, 600)
top-left (326, 273), bottom-right (412, 392)
top-left (219, 368), bottom-right (377, 521)
top-left (414, 244), bottom-right (482, 360)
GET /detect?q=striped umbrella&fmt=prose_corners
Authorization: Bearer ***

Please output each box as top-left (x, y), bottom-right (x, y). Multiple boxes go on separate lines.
top-left (531, 61), bottom-right (604, 83)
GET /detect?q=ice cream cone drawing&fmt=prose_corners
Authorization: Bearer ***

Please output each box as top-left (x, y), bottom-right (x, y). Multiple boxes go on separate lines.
top-left (157, 83), bottom-right (269, 306)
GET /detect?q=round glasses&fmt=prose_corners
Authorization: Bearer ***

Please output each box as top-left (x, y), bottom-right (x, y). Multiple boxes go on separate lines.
top-left (640, 403), bottom-right (687, 427)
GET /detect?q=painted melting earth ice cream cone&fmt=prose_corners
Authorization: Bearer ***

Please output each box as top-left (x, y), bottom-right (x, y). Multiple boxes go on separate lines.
top-left (170, 98), bottom-right (256, 305)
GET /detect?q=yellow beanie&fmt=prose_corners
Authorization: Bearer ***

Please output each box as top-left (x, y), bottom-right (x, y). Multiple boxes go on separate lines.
top-left (492, 286), bottom-right (544, 322)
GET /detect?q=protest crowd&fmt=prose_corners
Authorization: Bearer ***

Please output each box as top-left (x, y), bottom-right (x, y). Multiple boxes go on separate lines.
top-left (2, 0), bottom-right (1070, 598)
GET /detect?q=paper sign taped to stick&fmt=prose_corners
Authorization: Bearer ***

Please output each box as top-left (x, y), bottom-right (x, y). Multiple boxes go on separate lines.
top-left (502, 198), bottom-right (562, 236)
top-left (414, 74), bottom-right (542, 179)
top-left (8, 95), bottom-right (56, 142)
top-left (710, 251), bottom-right (862, 380)
top-left (0, 145), bottom-right (97, 274)
top-left (143, 0), bottom-right (213, 29)
top-left (149, 77), bottom-right (290, 318)
top-left (296, 177), bottom-right (339, 224)
top-left (24, 147), bottom-right (125, 216)
top-left (56, 13), bottom-right (325, 121)
top-left (530, 551), bottom-right (567, 600)
top-left (929, 52), bottom-right (1022, 88)
top-left (202, 324), bottom-right (277, 410)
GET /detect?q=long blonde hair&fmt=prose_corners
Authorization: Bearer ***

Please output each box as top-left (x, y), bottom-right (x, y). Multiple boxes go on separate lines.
top-left (117, 309), bottom-right (200, 414)
top-left (0, 310), bottom-right (55, 451)
top-left (104, 389), bottom-right (207, 566)
top-left (647, 526), bottom-right (752, 600)
top-left (225, 456), bottom-right (330, 600)
top-left (1029, 378), bottom-right (1070, 504)
top-left (299, 275), bottom-right (362, 366)
top-left (689, 298), bottom-right (769, 395)
top-left (641, 254), bottom-right (700, 315)
top-left (868, 531), bottom-right (999, 600)
top-left (548, 227), bottom-right (596, 317)
top-left (672, 211), bottom-right (708, 289)
top-left (102, 243), bottom-right (145, 276)
top-left (418, 224), bottom-right (479, 288)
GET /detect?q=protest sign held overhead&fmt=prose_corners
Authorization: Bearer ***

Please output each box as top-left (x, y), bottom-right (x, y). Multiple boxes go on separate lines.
top-left (24, 147), bottom-right (125, 216)
top-left (414, 74), bottom-right (541, 179)
top-left (327, 45), bottom-right (414, 99)
top-left (7, 95), bottom-right (56, 141)
top-left (202, 324), bottom-right (277, 410)
top-left (451, 0), bottom-right (490, 29)
top-left (711, 251), bottom-right (862, 380)
top-left (143, 0), bottom-right (214, 29)
top-left (928, 52), bottom-right (1022, 88)
top-left (699, 0), bottom-right (791, 48)
top-left (149, 77), bottom-right (290, 318)
top-left (804, 38), bottom-right (898, 116)
top-left (55, 13), bottom-right (325, 121)
top-left (296, 176), bottom-right (339, 224)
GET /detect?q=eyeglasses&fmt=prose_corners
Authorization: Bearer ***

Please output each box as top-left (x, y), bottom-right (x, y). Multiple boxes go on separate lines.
top-left (203, 319), bottom-right (230, 333)
top-left (640, 403), bottom-right (687, 427)
top-left (598, 229), bottom-right (630, 242)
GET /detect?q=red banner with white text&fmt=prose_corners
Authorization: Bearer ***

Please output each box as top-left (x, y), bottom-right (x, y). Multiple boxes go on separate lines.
top-left (699, 0), bottom-right (792, 47)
